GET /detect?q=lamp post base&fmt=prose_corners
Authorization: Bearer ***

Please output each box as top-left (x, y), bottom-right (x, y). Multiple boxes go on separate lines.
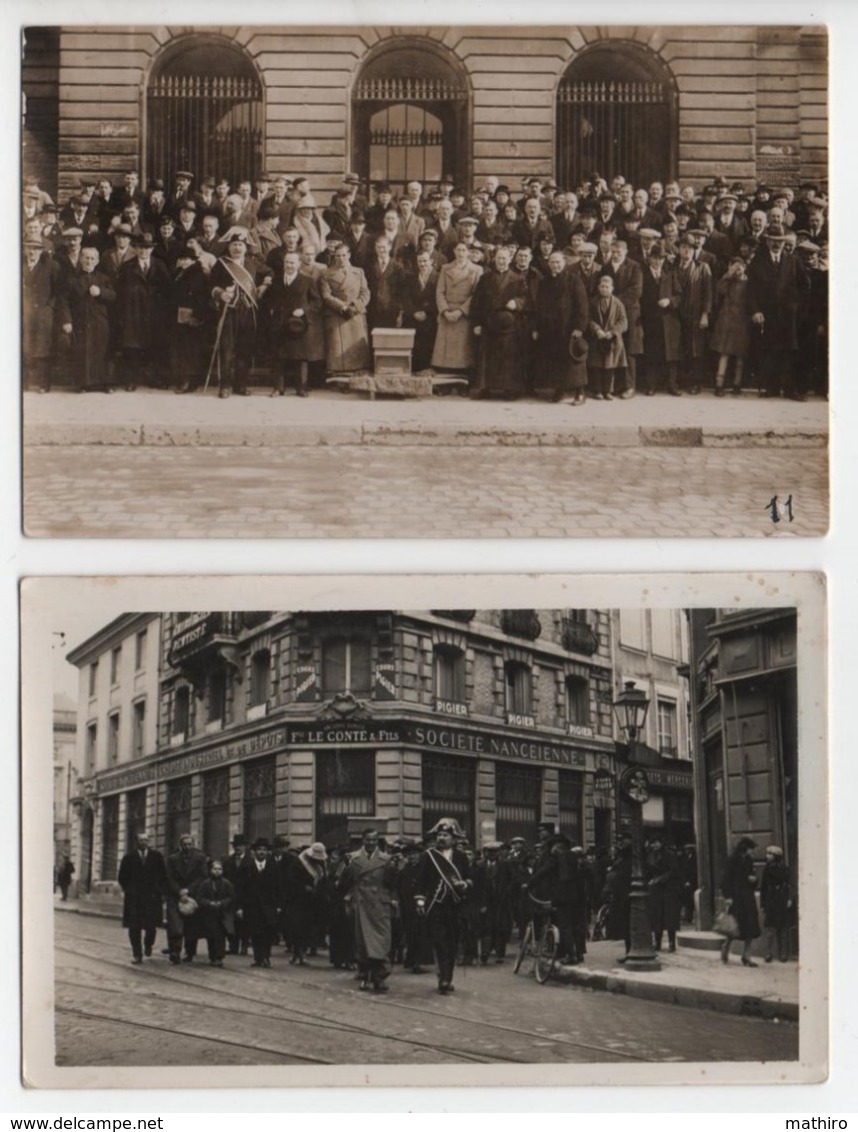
top-left (623, 955), bottom-right (662, 972)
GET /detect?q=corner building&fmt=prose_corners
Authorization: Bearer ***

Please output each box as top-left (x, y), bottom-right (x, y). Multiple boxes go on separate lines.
top-left (24, 25), bottom-right (827, 202)
top-left (73, 609), bottom-right (629, 866)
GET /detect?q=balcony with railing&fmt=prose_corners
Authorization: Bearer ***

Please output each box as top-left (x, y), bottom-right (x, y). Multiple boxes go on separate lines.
top-left (562, 617), bottom-right (599, 656)
top-left (500, 610), bottom-right (542, 641)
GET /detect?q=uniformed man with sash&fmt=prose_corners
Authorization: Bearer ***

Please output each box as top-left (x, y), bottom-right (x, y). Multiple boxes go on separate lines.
top-left (209, 228), bottom-right (272, 398)
top-left (414, 818), bottom-right (473, 994)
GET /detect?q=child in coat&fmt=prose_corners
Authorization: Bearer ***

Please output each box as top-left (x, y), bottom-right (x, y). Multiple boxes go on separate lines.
top-left (710, 257), bottom-right (751, 395)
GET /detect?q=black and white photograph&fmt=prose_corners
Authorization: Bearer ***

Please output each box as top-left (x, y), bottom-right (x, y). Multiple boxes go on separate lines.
top-left (20, 23), bottom-right (829, 538)
top-left (21, 574), bottom-right (827, 1089)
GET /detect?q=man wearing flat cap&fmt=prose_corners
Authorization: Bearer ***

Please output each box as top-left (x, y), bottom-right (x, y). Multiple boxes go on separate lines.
top-left (341, 828), bottom-right (397, 992)
top-left (746, 223), bottom-right (810, 399)
top-left (414, 818), bottom-right (473, 994)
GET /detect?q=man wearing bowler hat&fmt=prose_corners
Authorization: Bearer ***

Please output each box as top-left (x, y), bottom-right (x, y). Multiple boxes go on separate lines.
top-left (223, 834), bottom-right (250, 955)
top-left (236, 838), bottom-right (281, 968)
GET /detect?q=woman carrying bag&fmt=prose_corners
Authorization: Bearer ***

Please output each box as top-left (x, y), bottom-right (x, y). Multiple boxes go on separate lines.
top-left (718, 836), bottom-right (761, 966)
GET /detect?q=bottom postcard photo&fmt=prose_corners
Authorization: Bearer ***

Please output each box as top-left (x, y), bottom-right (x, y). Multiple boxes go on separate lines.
top-left (20, 572), bottom-right (827, 1089)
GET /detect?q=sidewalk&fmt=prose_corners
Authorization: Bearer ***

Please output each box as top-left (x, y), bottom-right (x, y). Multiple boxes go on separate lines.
top-left (55, 897), bottom-right (798, 1020)
top-left (554, 938), bottom-right (799, 1021)
top-left (24, 387), bottom-right (828, 449)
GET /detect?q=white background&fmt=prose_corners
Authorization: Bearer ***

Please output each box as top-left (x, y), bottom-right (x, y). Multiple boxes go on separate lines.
top-left (3, 0), bottom-right (856, 1117)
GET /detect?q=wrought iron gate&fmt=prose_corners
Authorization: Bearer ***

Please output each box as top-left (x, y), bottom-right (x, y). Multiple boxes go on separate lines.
top-left (147, 72), bottom-right (263, 187)
top-left (557, 78), bottom-right (673, 189)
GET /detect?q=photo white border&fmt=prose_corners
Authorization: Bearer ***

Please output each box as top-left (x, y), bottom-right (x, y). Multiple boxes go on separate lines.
top-left (21, 572), bottom-right (827, 1090)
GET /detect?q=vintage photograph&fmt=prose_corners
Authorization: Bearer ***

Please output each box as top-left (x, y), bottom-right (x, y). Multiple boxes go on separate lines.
top-left (21, 574), bottom-right (827, 1088)
top-left (20, 24), bottom-right (829, 537)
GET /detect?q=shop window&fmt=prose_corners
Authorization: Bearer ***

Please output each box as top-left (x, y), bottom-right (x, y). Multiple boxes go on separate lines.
top-left (565, 675), bottom-right (590, 727)
top-left (100, 794), bottom-right (120, 881)
top-left (125, 787), bottom-right (147, 853)
top-left (657, 698), bottom-right (678, 757)
top-left (504, 661), bottom-right (532, 716)
top-left (558, 770), bottom-right (584, 845)
top-left (322, 638), bottom-right (372, 695)
top-left (496, 763), bottom-right (542, 844)
top-left (165, 776), bottom-right (193, 852)
top-left (434, 645), bottom-right (465, 704)
top-left (315, 749), bottom-right (375, 848)
top-left (243, 756), bottom-right (276, 846)
top-left (422, 753), bottom-right (475, 840)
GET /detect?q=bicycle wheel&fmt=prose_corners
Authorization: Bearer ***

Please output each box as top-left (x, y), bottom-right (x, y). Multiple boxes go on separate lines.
top-left (513, 922), bottom-right (533, 974)
top-left (535, 924), bottom-right (559, 984)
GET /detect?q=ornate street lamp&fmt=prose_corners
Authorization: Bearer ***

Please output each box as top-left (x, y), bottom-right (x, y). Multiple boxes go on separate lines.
top-left (613, 681), bottom-right (661, 972)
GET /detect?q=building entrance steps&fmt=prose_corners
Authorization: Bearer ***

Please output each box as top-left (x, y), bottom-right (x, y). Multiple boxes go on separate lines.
top-left (24, 387), bottom-right (828, 450)
top-left (554, 938), bottom-right (799, 1019)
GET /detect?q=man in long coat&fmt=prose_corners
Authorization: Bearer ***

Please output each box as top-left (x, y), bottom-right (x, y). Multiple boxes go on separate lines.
top-left (209, 232), bottom-right (273, 397)
top-left (264, 249), bottom-right (319, 397)
top-left (746, 225), bottom-right (810, 399)
top-left (236, 837), bottom-right (282, 968)
top-left (674, 236), bottom-right (713, 393)
top-left (365, 237), bottom-right (405, 331)
top-left (165, 832), bottom-right (208, 964)
top-left (319, 244), bottom-right (371, 375)
top-left (471, 246), bottom-right (530, 398)
top-left (639, 243), bottom-right (682, 394)
top-left (341, 827), bottom-right (396, 992)
top-left (23, 237), bottom-right (60, 391)
top-left (170, 250), bottom-right (211, 393)
top-left (116, 232), bottom-right (173, 390)
top-left (57, 245), bottom-right (116, 392)
top-left (603, 240), bottom-right (644, 398)
top-left (402, 251), bottom-right (439, 373)
top-left (414, 819), bottom-right (473, 994)
top-left (223, 833), bottom-right (250, 955)
top-left (117, 832), bottom-right (167, 964)
top-left (533, 252), bottom-right (589, 403)
top-left (475, 841), bottom-right (514, 963)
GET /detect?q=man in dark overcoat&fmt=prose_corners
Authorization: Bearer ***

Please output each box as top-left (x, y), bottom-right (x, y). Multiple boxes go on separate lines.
top-left (602, 240), bottom-right (644, 398)
top-left (222, 833), bottom-right (250, 955)
top-left (401, 251), bottom-right (439, 373)
top-left (236, 837), bottom-right (282, 968)
top-left (265, 249), bottom-right (318, 396)
top-left (165, 832), bottom-right (208, 964)
top-left (525, 833), bottom-right (583, 964)
top-left (57, 244), bottom-right (116, 392)
top-left (533, 252), bottom-right (589, 403)
top-left (116, 232), bottom-right (173, 390)
top-left (645, 837), bottom-right (683, 952)
top-left (170, 249), bottom-right (211, 393)
top-left (639, 242), bottom-right (682, 395)
top-left (475, 841), bottom-right (514, 963)
top-left (471, 246), bottom-right (530, 398)
top-left (117, 832), bottom-right (167, 964)
top-left (365, 237), bottom-right (405, 331)
top-left (746, 225), bottom-right (810, 399)
top-left (414, 819), bottom-right (473, 994)
top-left (23, 236), bottom-right (60, 391)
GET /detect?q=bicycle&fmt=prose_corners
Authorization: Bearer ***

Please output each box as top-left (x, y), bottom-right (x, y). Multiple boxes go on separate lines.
top-left (513, 893), bottom-right (560, 985)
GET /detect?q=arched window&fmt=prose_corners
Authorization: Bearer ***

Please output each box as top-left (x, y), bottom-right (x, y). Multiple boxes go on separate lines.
top-left (147, 38), bottom-right (263, 187)
top-left (352, 42), bottom-right (469, 193)
top-left (557, 44), bottom-right (677, 190)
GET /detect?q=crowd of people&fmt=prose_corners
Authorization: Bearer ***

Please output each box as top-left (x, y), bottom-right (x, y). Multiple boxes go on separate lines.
top-left (109, 818), bottom-right (794, 996)
top-left (23, 166), bottom-right (828, 402)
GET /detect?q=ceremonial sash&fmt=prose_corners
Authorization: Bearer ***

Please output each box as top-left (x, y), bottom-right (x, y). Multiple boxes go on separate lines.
top-left (426, 849), bottom-right (466, 913)
top-left (218, 257), bottom-right (258, 308)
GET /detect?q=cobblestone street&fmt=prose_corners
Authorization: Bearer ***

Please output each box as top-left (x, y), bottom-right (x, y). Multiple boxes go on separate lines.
top-left (24, 442), bottom-right (826, 538)
top-left (54, 913), bottom-right (798, 1068)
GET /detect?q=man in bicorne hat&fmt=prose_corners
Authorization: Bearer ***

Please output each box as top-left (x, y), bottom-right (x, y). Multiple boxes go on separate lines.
top-left (414, 818), bottom-right (473, 994)
top-left (210, 230), bottom-right (272, 398)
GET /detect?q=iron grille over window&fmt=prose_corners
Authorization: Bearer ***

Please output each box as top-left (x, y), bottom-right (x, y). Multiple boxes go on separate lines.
top-left (495, 763), bottom-right (542, 844)
top-left (147, 43), bottom-right (263, 188)
top-left (243, 756), bottom-right (276, 846)
top-left (125, 787), bottom-right (147, 853)
top-left (562, 616), bottom-right (599, 656)
top-left (101, 794), bottom-right (120, 882)
top-left (316, 750), bottom-right (375, 847)
top-left (556, 47), bottom-right (675, 190)
top-left (352, 45), bottom-right (469, 192)
top-left (501, 610), bottom-right (542, 640)
top-left (422, 754), bottom-right (475, 840)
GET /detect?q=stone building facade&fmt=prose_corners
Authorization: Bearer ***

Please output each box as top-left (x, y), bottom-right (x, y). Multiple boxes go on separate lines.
top-left (23, 25), bottom-right (827, 203)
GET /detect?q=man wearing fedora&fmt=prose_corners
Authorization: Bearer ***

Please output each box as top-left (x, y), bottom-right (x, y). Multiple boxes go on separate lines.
top-left (236, 837), bottom-right (282, 968)
top-left (414, 818), bottom-right (473, 994)
top-left (223, 833), bottom-right (250, 955)
top-left (116, 231), bottom-right (173, 390)
top-left (341, 827), bottom-right (397, 993)
top-left (746, 223), bottom-right (810, 399)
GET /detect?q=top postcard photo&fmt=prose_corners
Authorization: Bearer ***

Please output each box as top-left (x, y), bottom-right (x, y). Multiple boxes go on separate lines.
top-left (21, 24), bottom-right (829, 538)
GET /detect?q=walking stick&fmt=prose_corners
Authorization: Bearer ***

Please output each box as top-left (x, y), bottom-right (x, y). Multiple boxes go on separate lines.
top-left (203, 297), bottom-right (232, 393)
